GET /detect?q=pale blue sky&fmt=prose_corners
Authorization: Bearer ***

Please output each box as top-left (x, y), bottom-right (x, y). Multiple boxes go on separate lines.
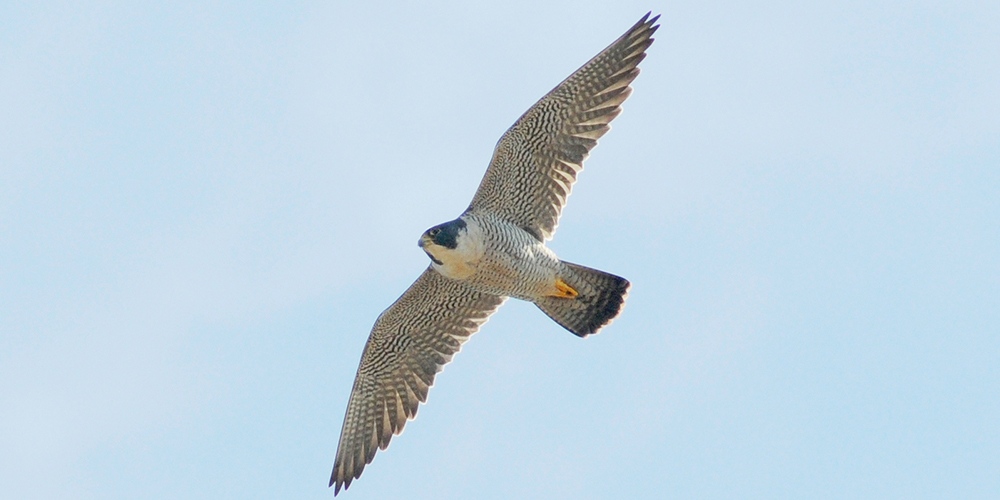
top-left (2, 1), bottom-right (998, 499)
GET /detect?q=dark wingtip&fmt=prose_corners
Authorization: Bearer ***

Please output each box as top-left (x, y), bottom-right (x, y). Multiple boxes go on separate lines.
top-left (627, 12), bottom-right (661, 47)
top-left (330, 469), bottom-right (341, 494)
top-left (637, 11), bottom-right (661, 26)
top-left (330, 466), bottom-right (349, 495)
top-left (645, 13), bottom-right (661, 35)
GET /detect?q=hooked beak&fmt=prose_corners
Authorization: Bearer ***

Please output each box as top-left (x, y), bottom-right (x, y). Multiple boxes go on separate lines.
top-left (418, 234), bottom-right (443, 264)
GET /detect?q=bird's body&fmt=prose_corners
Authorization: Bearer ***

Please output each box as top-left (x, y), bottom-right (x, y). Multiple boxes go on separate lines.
top-left (330, 13), bottom-right (659, 494)
top-left (421, 214), bottom-right (564, 300)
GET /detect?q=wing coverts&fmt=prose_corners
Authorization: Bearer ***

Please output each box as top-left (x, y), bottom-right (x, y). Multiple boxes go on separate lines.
top-left (468, 13), bottom-right (659, 241)
top-left (331, 268), bottom-right (505, 493)
top-left (330, 13), bottom-right (658, 494)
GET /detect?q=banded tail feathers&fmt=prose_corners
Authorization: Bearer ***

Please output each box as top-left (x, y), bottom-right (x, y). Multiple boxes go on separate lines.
top-left (535, 262), bottom-right (630, 337)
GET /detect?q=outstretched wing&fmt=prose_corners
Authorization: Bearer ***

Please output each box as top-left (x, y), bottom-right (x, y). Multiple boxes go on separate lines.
top-left (467, 13), bottom-right (659, 241)
top-left (330, 267), bottom-right (506, 494)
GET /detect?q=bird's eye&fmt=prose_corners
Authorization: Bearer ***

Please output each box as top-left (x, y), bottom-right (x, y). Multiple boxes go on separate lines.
top-left (429, 228), bottom-right (440, 236)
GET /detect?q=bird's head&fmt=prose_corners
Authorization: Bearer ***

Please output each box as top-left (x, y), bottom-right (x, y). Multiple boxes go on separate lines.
top-left (418, 218), bottom-right (467, 264)
top-left (418, 218), bottom-right (482, 280)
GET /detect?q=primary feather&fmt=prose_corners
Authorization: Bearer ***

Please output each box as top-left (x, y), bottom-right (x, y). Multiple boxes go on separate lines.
top-left (468, 13), bottom-right (659, 241)
top-left (330, 13), bottom-right (658, 494)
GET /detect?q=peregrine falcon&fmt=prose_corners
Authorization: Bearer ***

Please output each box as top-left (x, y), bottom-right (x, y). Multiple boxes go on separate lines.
top-left (330, 13), bottom-right (659, 494)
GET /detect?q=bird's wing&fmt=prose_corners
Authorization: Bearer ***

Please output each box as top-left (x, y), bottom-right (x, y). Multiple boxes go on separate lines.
top-left (466, 13), bottom-right (659, 241)
top-left (330, 267), bottom-right (506, 494)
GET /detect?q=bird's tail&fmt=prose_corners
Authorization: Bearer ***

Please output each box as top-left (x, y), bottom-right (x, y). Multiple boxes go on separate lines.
top-left (534, 262), bottom-right (630, 337)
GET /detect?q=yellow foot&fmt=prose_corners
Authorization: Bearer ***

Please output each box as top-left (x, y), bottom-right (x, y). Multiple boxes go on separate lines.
top-left (551, 277), bottom-right (579, 299)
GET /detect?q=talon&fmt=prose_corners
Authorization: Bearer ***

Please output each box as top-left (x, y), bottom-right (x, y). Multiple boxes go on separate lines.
top-left (552, 277), bottom-right (579, 299)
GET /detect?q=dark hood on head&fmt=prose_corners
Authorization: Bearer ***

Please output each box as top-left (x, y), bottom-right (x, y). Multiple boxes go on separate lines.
top-left (427, 218), bottom-right (466, 249)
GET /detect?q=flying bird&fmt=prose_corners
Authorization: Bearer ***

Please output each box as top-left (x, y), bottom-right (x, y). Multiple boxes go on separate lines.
top-left (330, 13), bottom-right (659, 494)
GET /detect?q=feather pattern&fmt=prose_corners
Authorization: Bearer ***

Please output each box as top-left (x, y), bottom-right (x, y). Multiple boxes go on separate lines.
top-left (331, 13), bottom-right (657, 494)
top-left (468, 14), bottom-right (659, 241)
top-left (330, 268), bottom-right (506, 494)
